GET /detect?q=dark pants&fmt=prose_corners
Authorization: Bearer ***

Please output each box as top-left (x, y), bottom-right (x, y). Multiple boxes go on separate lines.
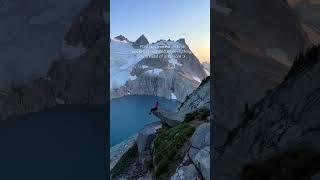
top-left (150, 107), bottom-right (158, 113)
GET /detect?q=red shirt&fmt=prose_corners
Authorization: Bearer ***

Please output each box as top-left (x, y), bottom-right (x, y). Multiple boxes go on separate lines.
top-left (155, 101), bottom-right (159, 108)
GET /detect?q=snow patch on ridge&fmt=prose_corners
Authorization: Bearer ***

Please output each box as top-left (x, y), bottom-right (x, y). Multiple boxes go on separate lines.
top-left (129, 75), bottom-right (137, 81)
top-left (169, 58), bottom-right (182, 67)
top-left (146, 68), bottom-right (163, 75)
top-left (204, 69), bottom-right (210, 76)
top-left (193, 76), bottom-right (201, 82)
top-left (171, 93), bottom-right (177, 100)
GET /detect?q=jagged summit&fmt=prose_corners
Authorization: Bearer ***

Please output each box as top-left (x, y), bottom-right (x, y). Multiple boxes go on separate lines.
top-left (177, 38), bottom-right (186, 45)
top-left (114, 35), bottom-right (130, 42)
top-left (133, 34), bottom-right (149, 48)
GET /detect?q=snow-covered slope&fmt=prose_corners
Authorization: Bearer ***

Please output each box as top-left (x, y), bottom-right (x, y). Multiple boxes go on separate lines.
top-left (110, 35), bottom-right (208, 101)
top-left (202, 61), bottom-right (210, 75)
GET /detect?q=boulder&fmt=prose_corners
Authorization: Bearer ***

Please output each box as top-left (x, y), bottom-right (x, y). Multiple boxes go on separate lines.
top-left (193, 146), bottom-right (210, 180)
top-left (190, 123), bottom-right (210, 149)
top-left (137, 122), bottom-right (162, 167)
top-left (170, 164), bottom-right (202, 180)
top-left (188, 123), bottom-right (210, 180)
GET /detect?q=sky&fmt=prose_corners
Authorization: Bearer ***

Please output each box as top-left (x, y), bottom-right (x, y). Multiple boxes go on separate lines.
top-left (110, 0), bottom-right (210, 62)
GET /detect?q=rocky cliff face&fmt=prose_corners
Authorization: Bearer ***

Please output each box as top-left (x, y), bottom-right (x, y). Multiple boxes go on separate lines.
top-left (110, 35), bottom-right (208, 101)
top-left (0, 0), bottom-right (107, 119)
top-left (0, 0), bottom-right (101, 90)
top-left (213, 0), bottom-right (320, 130)
top-left (214, 45), bottom-right (320, 180)
top-left (178, 76), bottom-right (210, 114)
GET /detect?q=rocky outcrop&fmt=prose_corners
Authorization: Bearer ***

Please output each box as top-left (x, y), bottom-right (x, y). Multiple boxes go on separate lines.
top-left (152, 77), bottom-right (210, 128)
top-left (152, 108), bottom-right (184, 127)
top-left (137, 122), bottom-right (162, 167)
top-left (114, 35), bottom-right (130, 42)
top-left (171, 163), bottom-right (202, 180)
top-left (110, 134), bottom-right (137, 170)
top-left (189, 123), bottom-right (210, 180)
top-left (170, 123), bottom-right (210, 180)
top-left (214, 46), bottom-right (320, 179)
top-left (178, 76), bottom-right (210, 114)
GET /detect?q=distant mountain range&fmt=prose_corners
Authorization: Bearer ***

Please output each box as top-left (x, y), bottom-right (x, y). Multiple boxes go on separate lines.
top-left (110, 35), bottom-right (208, 101)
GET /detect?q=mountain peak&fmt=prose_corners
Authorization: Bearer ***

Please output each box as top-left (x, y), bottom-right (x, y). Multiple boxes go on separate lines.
top-left (177, 38), bottom-right (186, 45)
top-left (133, 34), bottom-right (149, 48)
top-left (114, 35), bottom-right (129, 42)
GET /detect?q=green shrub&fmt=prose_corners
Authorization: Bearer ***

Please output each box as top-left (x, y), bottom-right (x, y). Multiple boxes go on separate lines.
top-left (111, 143), bottom-right (138, 178)
top-left (184, 107), bottom-right (210, 122)
top-left (153, 123), bottom-right (195, 178)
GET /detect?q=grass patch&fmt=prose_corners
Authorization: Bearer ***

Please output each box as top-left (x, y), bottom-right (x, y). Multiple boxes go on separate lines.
top-left (240, 146), bottom-right (320, 180)
top-left (111, 143), bottom-right (138, 178)
top-left (153, 123), bottom-right (195, 179)
top-left (184, 107), bottom-right (210, 123)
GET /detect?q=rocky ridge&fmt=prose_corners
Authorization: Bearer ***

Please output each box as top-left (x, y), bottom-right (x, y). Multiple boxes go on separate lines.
top-left (214, 45), bottom-right (320, 180)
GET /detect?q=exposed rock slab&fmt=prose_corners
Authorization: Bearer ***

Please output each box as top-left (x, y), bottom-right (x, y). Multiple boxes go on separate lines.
top-left (189, 123), bottom-right (210, 180)
top-left (171, 164), bottom-right (202, 180)
top-left (137, 122), bottom-right (162, 167)
top-left (178, 76), bottom-right (210, 114)
top-left (110, 134), bottom-right (137, 170)
top-left (214, 47), bottom-right (320, 179)
top-left (152, 108), bottom-right (184, 127)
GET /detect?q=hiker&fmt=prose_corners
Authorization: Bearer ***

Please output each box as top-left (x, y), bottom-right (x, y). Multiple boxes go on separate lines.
top-left (149, 100), bottom-right (159, 115)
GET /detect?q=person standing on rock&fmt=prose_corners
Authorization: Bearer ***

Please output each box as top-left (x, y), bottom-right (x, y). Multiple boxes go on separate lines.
top-left (149, 100), bottom-right (159, 115)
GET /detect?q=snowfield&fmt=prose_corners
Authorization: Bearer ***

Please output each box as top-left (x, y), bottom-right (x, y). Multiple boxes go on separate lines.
top-left (110, 37), bottom-right (188, 90)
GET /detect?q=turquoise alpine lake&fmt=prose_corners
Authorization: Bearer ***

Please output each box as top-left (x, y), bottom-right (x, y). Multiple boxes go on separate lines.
top-left (110, 95), bottom-right (179, 147)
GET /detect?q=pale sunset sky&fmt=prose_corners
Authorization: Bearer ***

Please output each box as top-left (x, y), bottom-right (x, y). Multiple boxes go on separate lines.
top-left (110, 0), bottom-right (210, 62)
